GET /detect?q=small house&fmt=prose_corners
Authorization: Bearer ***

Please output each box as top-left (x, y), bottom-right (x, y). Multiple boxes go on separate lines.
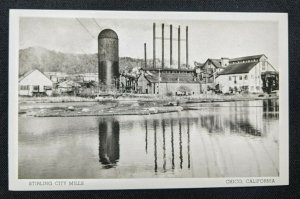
top-left (19, 69), bottom-right (53, 96)
top-left (57, 80), bottom-right (81, 95)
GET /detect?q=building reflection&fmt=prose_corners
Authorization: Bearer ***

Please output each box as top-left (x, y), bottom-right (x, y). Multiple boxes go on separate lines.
top-left (97, 99), bottom-right (277, 171)
top-left (98, 118), bottom-right (120, 169)
top-left (263, 99), bottom-right (279, 119)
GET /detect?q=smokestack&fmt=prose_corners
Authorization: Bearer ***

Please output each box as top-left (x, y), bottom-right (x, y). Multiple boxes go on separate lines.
top-left (162, 23), bottom-right (164, 69)
top-left (153, 23), bottom-right (156, 68)
top-left (170, 24), bottom-right (172, 67)
top-left (186, 26), bottom-right (188, 68)
top-left (178, 25), bottom-right (181, 69)
top-left (144, 43), bottom-right (147, 68)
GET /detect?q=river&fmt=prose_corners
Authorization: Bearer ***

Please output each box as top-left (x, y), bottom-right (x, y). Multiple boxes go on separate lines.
top-left (18, 99), bottom-right (279, 179)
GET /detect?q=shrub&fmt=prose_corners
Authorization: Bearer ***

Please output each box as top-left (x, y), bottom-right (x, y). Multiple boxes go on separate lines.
top-left (51, 90), bottom-right (60, 97)
top-left (166, 92), bottom-right (173, 97)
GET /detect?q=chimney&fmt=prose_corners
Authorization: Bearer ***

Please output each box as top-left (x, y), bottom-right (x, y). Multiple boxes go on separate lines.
top-left (170, 24), bottom-right (173, 67)
top-left (153, 23), bottom-right (156, 68)
top-left (162, 23), bottom-right (164, 69)
top-left (178, 25), bottom-right (181, 69)
top-left (221, 57), bottom-right (229, 67)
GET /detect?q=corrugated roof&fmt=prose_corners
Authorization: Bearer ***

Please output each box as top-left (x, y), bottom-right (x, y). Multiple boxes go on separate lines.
top-left (58, 80), bottom-right (81, 88)
top-left (229, 54), bottom-right (265, 62)
top-left (218, 62), bottom-right (258, 75)
top-left (143, 71), bottom-right (198, 84)
top-left (141, 68), bottom-right (194, 72)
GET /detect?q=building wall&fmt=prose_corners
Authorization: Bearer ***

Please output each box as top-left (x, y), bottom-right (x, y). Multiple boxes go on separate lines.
top-left (154, 82), bottom-right (201, 95)
top-left (19, 70), bottom-right (53, 96)
top-left (137, 75), bottom-right (152, 94)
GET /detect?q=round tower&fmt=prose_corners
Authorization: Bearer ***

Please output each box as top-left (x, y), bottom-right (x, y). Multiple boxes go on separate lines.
top-left (98, 29), bottom-right (119, 90)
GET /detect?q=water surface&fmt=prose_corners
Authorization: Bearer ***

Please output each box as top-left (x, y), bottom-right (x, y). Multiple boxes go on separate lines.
top-left (19, 99), bottom-right (279, 179)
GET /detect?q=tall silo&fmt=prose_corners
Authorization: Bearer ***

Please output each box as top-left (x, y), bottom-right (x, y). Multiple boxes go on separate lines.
top-left (98, 29), bottom-right (119, 90)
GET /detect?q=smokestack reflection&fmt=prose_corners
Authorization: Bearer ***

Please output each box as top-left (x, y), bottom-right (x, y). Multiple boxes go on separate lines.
top-left (162, 119), bottom-right (166, 172)
top-left (98, 118), bottom-right (120, 169)
top-left (179, 119), bottom-right (183, 169)
top-left (154, 120), bottom-right (158, 173)
top-left (145, 120), bottom-right (148, 154)
top-left (187, 118), bottom-right (191, 169)
top-left (171, 119), bottom-right (175, 170)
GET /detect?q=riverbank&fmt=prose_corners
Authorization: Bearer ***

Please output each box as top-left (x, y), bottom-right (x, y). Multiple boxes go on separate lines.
top-left (18, 94), bottom-right (278, 117)
top-left (19, 93), bottom-right (278, 104)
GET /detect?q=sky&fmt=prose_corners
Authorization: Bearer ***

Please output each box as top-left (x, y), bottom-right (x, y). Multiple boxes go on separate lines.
top-left (19, 17), bottom-right (279, 67)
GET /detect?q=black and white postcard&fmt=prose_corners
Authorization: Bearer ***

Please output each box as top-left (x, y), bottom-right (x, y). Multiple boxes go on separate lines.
top-left (9, 10), bottom-right (288, 190)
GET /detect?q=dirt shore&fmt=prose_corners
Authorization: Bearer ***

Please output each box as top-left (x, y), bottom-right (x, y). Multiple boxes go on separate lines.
top-left (19, 94), bottom-right (278, 117)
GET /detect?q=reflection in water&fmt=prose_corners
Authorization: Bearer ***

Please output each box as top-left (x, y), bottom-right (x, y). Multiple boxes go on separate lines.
top-left (162, 120), bottom-right (166, 172)
top-left (99, 118), bottom-right (120, 168)
top-left (19, 99), bottom-right (279, 178)
top-left (97, 100), bottom-right (278, 172)
top-left (171, 119), bottom-right (175, 170)
top-left (179, 120), bottom-right (183, 169)
top-left (187, 118), bottom-right (191, 169)
top-left (145, 120), bottom-right (148, 154)
top-left (263, 99), bottom-right (279, 119)
top-left (154, 120), bottom-right (158, 173)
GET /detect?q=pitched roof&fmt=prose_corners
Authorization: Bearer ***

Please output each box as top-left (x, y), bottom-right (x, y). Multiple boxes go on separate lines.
top-left (19, 69), bottom-right (50, 82)
top-left (218, 62), bottom-right (258, 75)
top-left (209, 59), bottom-right (222, 68)
top-left (229, 54), bottom-right (266, 62)
top-left (143, 71), bottom-right (198, 84)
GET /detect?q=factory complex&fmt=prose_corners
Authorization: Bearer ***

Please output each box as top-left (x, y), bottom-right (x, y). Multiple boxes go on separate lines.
top-left (18, 23), bottom-right (279, 97)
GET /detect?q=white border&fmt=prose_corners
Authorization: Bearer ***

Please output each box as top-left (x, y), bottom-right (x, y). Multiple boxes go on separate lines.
top-left (9, 10), bottom-right (289, 191)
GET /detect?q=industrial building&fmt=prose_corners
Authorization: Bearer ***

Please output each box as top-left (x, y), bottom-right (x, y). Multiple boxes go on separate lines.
top-left (137, 68), bottom-right (200, 95)
top-left (135, 22), bottom-right (202, 95)
top-left (215, 54), bottom-right (278, 93)
top-left (19, 69), bottom-right (53, 96)
top-left (94, 24), bottom-right (279, 95)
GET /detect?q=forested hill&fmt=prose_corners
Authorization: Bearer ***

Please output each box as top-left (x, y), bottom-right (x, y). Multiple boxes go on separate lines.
top-left (19, 47), bottom-right (147, 75)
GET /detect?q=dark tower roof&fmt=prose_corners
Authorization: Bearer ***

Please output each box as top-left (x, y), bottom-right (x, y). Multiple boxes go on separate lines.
top-left (98, 29), bottom-right (118, 39)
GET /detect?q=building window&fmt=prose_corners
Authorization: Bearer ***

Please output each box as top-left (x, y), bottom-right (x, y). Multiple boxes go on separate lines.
top-left (262, 61), bottom-right (266, 70)
top-left (20, 85), bottom-right (29, 90)
top-left (33, 85), bottom-right (39, 91)
top-left (229, 76), bottom-right (231, 81)
top-left (244, 75), bottom-right (248, 80)
top-left (44, 86), bottom-right (52, 90)
top-left (239, 76), bottom-right (242, 80)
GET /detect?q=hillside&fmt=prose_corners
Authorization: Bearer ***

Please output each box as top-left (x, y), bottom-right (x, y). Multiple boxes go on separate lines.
top-left (19, 47), bottom-right (148, 75)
